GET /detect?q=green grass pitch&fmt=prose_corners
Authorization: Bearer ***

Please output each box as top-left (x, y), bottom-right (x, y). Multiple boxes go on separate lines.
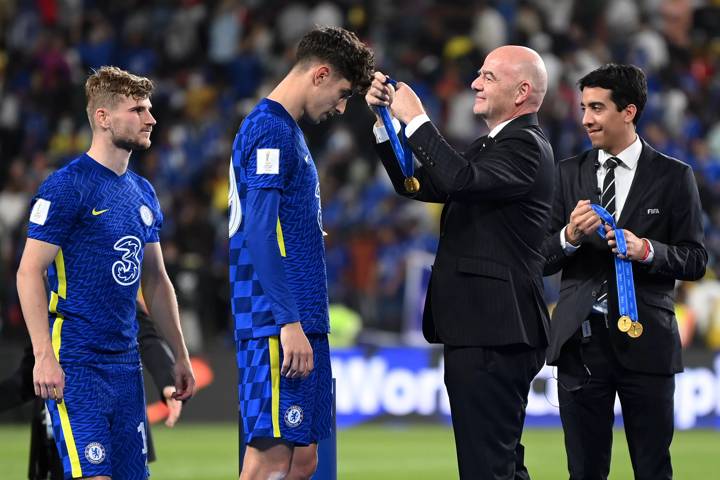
top-left (0, 423), bottom-right (717, 479)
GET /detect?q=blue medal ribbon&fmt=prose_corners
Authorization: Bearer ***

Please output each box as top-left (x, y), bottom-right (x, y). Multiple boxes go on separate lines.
top-left (590, 204), bottom-right (639, 323)
top-left (374, 77), bottom-right (414, 179)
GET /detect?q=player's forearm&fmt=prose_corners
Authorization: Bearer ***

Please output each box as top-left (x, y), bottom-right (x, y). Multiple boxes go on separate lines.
top-left (16, 267), bottom-right (53, 357)
top-left (143, 275), bottom-right (190, 361)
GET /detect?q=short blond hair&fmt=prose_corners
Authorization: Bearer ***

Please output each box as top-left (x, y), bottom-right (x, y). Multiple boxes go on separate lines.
top-left (85, 66), bottom-right (154, 128)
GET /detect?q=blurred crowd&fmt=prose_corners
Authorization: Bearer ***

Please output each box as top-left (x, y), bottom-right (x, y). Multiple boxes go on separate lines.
top-left (2, 0), bottom-right (720, 350)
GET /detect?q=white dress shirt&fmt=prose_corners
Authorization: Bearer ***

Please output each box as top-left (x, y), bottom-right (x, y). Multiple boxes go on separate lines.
top-left (374, 113), bottom-right (512, 143)
top-left (560, 134), bottom-right (653, 262)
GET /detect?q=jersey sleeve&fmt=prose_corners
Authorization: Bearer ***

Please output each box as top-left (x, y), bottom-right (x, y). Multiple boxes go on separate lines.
top-left (27, 171), bottom-right (81, 246)
top-left (244, 188), bottom-right (300, 325)
top-left (237, 117), bottom-right (298, 193)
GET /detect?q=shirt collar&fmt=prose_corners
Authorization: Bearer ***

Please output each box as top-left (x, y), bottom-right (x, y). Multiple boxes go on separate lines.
top-left (488, 117), bottom-right (514, 138)
top-left (598, 134), bottom-right (642, 170)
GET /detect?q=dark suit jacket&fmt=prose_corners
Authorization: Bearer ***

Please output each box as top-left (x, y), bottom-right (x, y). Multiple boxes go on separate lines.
top-left (376, 113), bottom-right (555, 347)
top-left (542, 139), bottom-right (707, 375)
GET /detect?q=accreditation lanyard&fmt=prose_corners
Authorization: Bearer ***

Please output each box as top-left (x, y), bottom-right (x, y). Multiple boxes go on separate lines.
top-left (375, 77), bottom-right (418, 193)
top-left (591, 204), bottom-right (643, 338)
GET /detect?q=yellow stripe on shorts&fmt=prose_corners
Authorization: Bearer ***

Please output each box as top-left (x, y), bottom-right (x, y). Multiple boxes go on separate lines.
top-left (49, 249), bottom-right (81, 476)
top-left (58, 398), bottom-right (82, 477)
top-left (269, 336), bottom-right (281, 437)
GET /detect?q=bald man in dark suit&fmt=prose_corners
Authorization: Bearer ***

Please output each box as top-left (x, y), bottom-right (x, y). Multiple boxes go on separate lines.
top-left (367, 45), bottom-right (554, 479)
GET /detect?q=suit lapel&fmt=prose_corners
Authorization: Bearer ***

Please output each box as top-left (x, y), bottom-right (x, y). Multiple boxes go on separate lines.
top-left (581, 150), bottom-right (600, 202)
top-left (618, 140), bottom-right (655, 227)
top-left (580, 150), bottom-right (606, 249)
top-left (491, 113), bottom-right (539, 140)
top-left (477, 134), bottom-right (492, 150)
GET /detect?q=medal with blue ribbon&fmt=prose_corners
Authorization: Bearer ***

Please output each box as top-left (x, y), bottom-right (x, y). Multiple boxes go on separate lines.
top-left (374, 77), bottom-right (419, 193)
top-left (590, 204), bottom-right (643, 338)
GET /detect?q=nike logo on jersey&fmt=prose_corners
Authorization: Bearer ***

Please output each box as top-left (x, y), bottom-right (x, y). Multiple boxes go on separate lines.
top-left (92, 208), bottom-right (109, 216)
top-left (304, 154), bottom-right (310, 164)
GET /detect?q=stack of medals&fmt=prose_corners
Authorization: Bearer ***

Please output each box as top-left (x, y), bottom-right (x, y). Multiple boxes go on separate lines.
top-left (376, 77), bottom-right (419, 194)
top-left (591, 205), bottom-right (643, 338)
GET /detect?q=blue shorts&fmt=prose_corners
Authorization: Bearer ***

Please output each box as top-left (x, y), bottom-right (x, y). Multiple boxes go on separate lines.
top-left (46, 363), bottom-right (149, 480)
top-left (236, 334), bottom-right (332, 446)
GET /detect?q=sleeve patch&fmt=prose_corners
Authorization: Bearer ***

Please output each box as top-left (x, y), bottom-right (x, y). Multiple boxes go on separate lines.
top-left (29, 198), bottom-right (51, 225)
top-left (256, 148), bottom-right (280, 175)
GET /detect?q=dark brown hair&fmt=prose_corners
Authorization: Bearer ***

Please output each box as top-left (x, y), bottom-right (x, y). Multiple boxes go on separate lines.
top-left (296, 26), bottom-right (375, 93)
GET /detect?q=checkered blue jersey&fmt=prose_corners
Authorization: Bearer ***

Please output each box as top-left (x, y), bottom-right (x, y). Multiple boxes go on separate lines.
top-left (27, 154), bottom-right (163, 364)
top-left (229, 98), bottom-right (330, 340)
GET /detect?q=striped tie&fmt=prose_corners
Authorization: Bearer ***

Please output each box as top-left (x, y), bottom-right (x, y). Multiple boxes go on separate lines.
top-left (601, 157), bottom-right (618, 217)
top-left (596, 157), bottom-right (619, 306)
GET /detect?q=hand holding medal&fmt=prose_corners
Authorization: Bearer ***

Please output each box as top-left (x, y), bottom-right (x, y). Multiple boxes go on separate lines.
top-left (591, 204), bottom-right (643, 339)
top-left (366, 72), bottom-right (420, 193)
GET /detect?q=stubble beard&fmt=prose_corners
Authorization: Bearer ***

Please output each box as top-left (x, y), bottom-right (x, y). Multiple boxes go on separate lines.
top-left (110, 125), bottom-right (150, 152)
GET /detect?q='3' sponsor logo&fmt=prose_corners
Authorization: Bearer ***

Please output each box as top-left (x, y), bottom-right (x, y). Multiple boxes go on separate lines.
top-left (112, 235), bottom-right (142, 285)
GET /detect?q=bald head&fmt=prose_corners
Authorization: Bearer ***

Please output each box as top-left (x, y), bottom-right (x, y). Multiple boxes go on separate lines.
top-left (471, 45), bottom-right (548, 128)
top-left (489, 45), bottom-right (547, 109)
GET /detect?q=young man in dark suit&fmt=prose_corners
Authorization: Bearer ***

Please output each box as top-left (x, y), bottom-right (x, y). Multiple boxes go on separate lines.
top-left (542, 64), bottom-right (707, 479)
top-left (366, 45), bottom-right (554, 479)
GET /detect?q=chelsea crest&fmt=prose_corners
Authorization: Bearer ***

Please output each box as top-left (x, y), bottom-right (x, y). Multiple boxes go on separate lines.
top-left (284, 405), bottom-right (304, 428)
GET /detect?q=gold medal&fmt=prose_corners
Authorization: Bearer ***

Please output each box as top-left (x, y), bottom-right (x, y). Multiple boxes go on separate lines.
top-left (617, 315), bottom-right (632, 332)
top-left (404, 176), bottom-right (420, 193)
top-left (627, 321), bottom-right (644, 338)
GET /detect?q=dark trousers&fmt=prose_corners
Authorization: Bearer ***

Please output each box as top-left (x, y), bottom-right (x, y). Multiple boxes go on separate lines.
top-left (444, 343), bottom-right (545, 480)
top-left (557, 314), bottom-right (675, 480)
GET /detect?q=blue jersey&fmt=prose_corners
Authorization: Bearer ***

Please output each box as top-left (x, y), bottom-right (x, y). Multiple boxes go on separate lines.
top-left (229, 98), bottom-right (329, 340)
top-left (27, 154), bottom-right (163, 364)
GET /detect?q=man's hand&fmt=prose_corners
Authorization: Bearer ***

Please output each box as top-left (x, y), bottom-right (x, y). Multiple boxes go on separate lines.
top-left (565, 200), bottom-right (601, 245)
top-left (390, 82), bottom-right (426, 124)
top-left (280, 322), bottom-right (313, 379)
top-left (162, 386), bottom-right (183, 427)
top-left (605, 225), bottom-right (649, 261)
top-left (171, 357), bottom-right (196, 401)
top-left (33, 351), bottom-right (65, 401)
top-left (365, 71), bottom-right (395, 120)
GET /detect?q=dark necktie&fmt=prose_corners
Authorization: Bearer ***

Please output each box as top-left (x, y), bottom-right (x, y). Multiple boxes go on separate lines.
top-left (595, 157), bottom-right (619, 306)
top-left (601, 157), bottom-right (618, 218)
